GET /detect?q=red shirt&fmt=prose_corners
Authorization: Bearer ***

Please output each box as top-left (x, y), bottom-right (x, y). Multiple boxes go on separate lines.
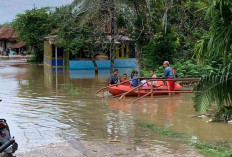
top-left (121, 79), bottom-right (131, 86)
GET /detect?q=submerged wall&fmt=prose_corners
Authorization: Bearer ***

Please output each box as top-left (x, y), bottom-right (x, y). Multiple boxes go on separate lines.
top-left (69, 59), bottom-right (137, 70)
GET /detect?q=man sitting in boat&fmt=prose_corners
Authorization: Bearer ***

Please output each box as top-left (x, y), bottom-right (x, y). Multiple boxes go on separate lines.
top-left (140, 75), bottom-right (149, 87)
top-left (131, 71), bottom-right (139, 87)
top-left (129, 71), bottom-right (135, 84)
top-left (110, 69), bottom-right (119, 85)
top-left (120, 74), bottom-right (130, 86)
top-left (148, 70), bottom-right (157, 87)
top-left (163, 61), bottom-right (174, 91)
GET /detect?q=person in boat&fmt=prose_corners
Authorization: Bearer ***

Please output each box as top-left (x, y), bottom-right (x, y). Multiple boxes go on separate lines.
top-left (163, 61), bottom-right (174, 91)
top-left (140, 74), bottom-right (149, 87)
top-left (148, 70), bottom-right (157, 87)
top-left (129, 71), bottom-right (135, 84)
top-left (120, 74), bottom-right (130, 86)
top-left (131, 71), bottom-right (139, 87)
top-left (110, 69), bottom-right (119, 85)
top-left (172, 68), bottom-right (178, 78)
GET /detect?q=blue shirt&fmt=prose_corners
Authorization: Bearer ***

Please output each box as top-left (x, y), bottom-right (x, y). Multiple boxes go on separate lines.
top-left (110, 74), bottom-right (118, 84)
top-left (132, 76), bottom-right (139, 87)
top-left (164, 67), bottom-right (174, 78)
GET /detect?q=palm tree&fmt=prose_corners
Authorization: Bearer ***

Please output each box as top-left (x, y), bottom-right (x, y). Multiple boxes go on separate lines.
top-left (193, 0), bottom-right (232, 121)
top-left (193, 62), bottom-right (232, 121)
top-left (195, 0), bottom-right (232, 66)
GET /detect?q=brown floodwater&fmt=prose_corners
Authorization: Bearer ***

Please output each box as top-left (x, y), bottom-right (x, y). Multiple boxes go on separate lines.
top-left (0, 59), bottom-right (232, 154)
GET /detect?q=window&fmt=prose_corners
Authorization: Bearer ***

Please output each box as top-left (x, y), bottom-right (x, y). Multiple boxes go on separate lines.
top-left (129, 44), bottom-right (135, 58)
top-left (124, 44), bottom-right (128, 58)
top-left (118, 44), bottom-right (122, 58)
top-left (52, 45), bottom-right (63, 58)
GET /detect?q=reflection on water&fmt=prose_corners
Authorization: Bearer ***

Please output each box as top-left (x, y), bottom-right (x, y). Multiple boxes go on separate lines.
top-left (0, 59), bottom-right (232, 152)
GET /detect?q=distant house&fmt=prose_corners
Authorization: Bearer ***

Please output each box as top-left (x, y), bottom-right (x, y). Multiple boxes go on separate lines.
top-left (43, 23), bottom-right (137, 70)
top-left (0, 27), bottom-right (27, 55)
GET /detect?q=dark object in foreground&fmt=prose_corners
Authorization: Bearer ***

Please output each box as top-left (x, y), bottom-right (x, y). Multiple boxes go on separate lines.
top-left (0, 100), bottom-right (18, 156)
top-left (0, 139), bottom-right (16, 153)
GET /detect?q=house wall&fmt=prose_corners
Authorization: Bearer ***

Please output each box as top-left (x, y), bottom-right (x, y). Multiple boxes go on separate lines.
top-left (69, 68), bottom-right (134, 79)
top-left (44, 41), bottom-right (69, 69)
top-left (0, 41), bottom-right (16, 54)
top-left (70, 59), bottom-right (137, 70)
top-left (70, 60), bottom-right (94, 70)
top-left (44, 41), bottom-right (52, 66)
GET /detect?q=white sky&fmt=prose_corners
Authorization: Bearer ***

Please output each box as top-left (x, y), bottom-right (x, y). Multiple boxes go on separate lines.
top-left (0, 0), bottom-right (73, 24)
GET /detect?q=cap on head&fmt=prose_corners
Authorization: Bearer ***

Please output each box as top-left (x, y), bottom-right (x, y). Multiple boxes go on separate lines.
top-left (163, 61), bottom-right (170, 65)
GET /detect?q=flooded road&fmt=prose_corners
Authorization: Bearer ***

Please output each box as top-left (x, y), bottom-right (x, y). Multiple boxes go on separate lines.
top-left (0, 59), bottom-right (231, 156)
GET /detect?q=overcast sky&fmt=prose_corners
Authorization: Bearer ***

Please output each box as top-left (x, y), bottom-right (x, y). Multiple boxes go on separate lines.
top-left (0, 0), bottom-right (73, 24)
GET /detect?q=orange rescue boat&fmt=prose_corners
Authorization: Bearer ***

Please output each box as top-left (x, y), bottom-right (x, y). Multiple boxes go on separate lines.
top-left (108, 81), bottom-right (182, 96)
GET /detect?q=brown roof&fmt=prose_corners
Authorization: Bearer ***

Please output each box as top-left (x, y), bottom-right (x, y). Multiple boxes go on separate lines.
top-left (44, 35), bottom-right (57, 45)
top-left (0, 27), bottom-right (17, 41)
top-left (11, 42), bottom-right (26, 48)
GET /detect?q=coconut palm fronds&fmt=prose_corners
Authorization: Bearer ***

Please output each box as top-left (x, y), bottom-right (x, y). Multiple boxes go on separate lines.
top-left (193, 63), bottom-right (232, 112)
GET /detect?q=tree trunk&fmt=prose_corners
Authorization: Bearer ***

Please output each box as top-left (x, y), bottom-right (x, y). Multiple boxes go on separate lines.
top-left (91, 52), bottom-right (98, 76)
top-left (135, 42), bottom-right (142, 71)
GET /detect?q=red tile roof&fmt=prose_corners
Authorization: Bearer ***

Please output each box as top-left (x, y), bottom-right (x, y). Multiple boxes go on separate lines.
top-left (11, 42), bottom-right (26, 48)
top-left (0, 27), bottom-right (17, 41)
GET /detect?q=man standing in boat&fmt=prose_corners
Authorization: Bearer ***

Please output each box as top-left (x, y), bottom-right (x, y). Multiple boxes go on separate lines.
top-left (163, 61), bottom-right (175, 91)
top-left (110, 69), bottom-right (119, 85)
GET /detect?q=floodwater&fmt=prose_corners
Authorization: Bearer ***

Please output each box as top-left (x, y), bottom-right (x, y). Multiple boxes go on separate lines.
top-left (0, 59), bottom-right (231, 155)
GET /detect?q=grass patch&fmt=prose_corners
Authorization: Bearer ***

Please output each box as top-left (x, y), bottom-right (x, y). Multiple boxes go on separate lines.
top-left (142, 123), bottom-right (183, 139)
top-left (141, 122), bottom-right (232, 157)
top-left (190, 142), bottom-right (232, 157)
top-left (59, 83), bottom-right (84, 94)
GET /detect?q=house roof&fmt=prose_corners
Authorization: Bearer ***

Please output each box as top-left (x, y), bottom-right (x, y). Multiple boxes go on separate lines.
top-left (0, 27), bottom-right (17, 41)
top-left (106, 35), bottom-right (133, 42)
top-left (44, 35), bottom-right (57, 45)
top-left (11, 42), bottom-right (26, 48)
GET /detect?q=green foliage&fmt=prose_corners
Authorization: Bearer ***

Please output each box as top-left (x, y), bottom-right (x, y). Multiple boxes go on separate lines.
top-left (164, 0), bottom-right (209, 60)
top-left (142, 60), bottom-right (215, 78)
top-left (190, 142), bottom-right (232, 157)
top-left (0, 22), bottom-right (12, 27)
top-left (142, 0), bottom-right (210, 69)
top-left (142, 30), bottom-right (178, 69)
top-left (195, 0), bottom-right (232, 66)
top-left (51, 5), bottom-right (107, 57)
top-left (193, 63), bottom-right (232, 115)
top-left (142, 123), bottom-right (183, 139)
top-left (12, 7), bottom-right (53, 62)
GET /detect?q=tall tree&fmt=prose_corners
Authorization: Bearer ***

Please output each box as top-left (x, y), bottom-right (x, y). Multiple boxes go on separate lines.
top-left (12, 7), bottom-right (52, 62)
top-left (71, 0), bottom-right (153, 72)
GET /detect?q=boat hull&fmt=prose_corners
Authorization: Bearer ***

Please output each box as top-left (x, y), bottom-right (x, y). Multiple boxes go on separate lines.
top-left (108, 81), bottom-right (182, 96)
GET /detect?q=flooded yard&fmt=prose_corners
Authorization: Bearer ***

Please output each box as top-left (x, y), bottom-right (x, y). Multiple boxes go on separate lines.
top-left (0, 59), bottom-right (231, 156)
